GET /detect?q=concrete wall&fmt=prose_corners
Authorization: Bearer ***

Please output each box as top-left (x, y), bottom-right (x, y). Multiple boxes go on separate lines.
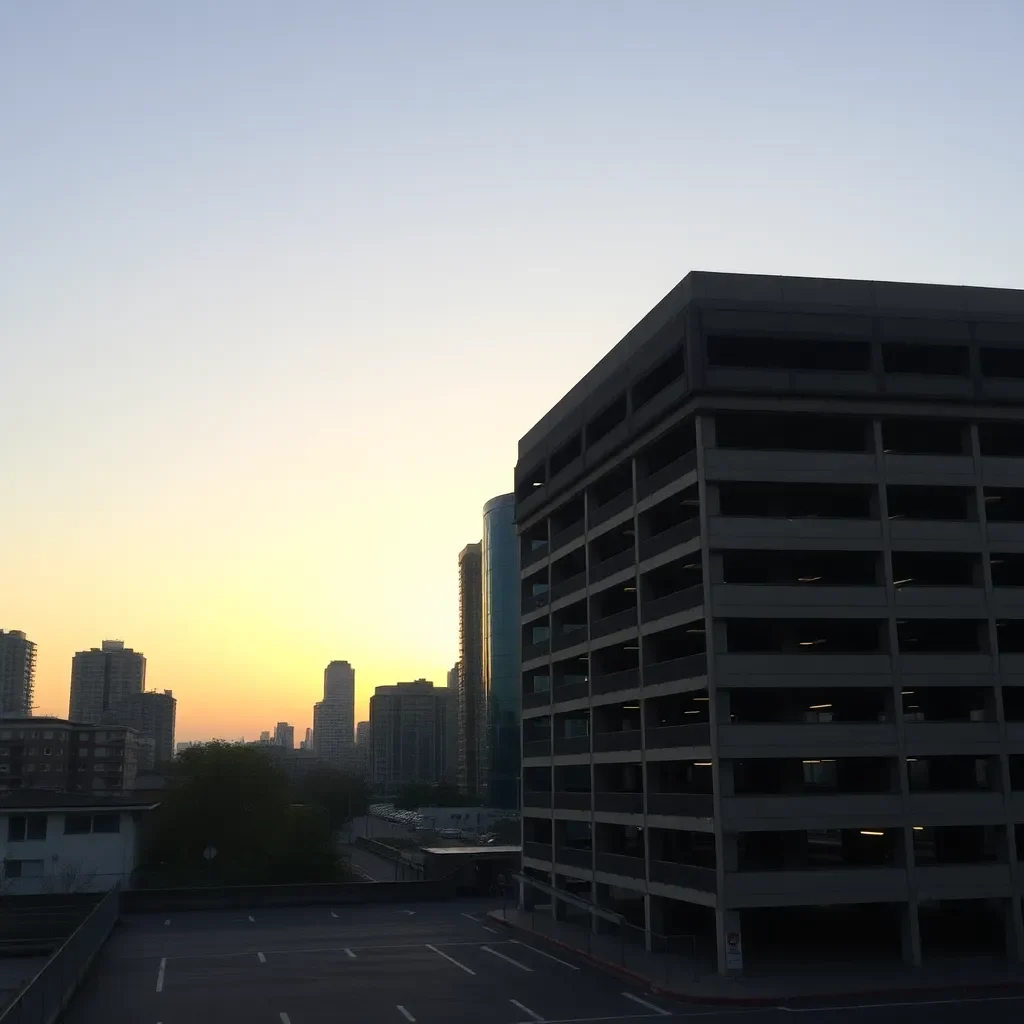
top-left (121, 877), bottom-right (457, 912)
top-left (0, 810), bottom-right (141, 895)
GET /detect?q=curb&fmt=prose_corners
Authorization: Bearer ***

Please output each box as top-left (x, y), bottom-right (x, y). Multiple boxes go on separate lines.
top-left (485, 911), bottom-right (1024, 1008)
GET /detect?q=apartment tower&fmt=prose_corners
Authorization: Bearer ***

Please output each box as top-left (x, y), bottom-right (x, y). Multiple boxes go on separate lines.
top-left (69, 641), bottom-right (146, 724)
top-left (458, 543), bottom-right (483, 795)
top-left (0, 630), bottom-right (36, 718)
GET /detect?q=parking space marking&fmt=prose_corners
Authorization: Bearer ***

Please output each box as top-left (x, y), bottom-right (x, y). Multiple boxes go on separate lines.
top-left (248, 915), bottom-right (255, 922)
top-left (280, 1014), bottom-right (291, 1024)
top-left (425, 943), bottom-right (476, 975)
top-left (397, 1006), bottom-right (416, 1022)
top-left (482, 926), bottom-right (498, 934)
top-left (155, 957), bottom-right (166, 992)
top-left (482, 945), bottom-right (533, 971)
top-left (461, 912), bottom-right (480, 922)
top-left (330, 910), bottom-right (338, 918)
top-left (621, 993), bottom-right (670, 1016)
top-left (509, 940), bottom-right (580, 970)
top-left (510, 997), bottom-right (545, 1021)
top-left (257, 952), bottom-right (266, 963)
top-left (163, 919), bottom-right (170, 926)
top-left (343, 947), bottom-right (356, 958)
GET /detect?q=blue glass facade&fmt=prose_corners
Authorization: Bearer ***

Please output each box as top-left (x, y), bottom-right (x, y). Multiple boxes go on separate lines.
top-left (481, 493), bottom-right (520, 810)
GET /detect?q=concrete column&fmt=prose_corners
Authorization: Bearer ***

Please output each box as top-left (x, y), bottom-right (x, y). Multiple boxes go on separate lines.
top-left (1005, 896), bottom-right (1024, 962)
top-left (900, 901), bottom-right (922, 967)
top-left (645, 893), bottom-right (667, 952)
top-left (715, 908), bottom-right (743, 975)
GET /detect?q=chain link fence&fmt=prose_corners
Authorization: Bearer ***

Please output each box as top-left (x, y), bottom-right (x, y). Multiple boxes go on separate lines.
top-left (0, 885), bottom-right (119, 1024)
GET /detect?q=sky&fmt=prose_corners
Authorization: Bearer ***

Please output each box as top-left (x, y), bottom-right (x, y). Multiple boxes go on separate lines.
top-left (2, 1), bottom-right (1023, 740)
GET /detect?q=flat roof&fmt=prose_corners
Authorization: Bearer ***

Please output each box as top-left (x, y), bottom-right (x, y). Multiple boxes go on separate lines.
top-left (0, 790), bottom-right (160, 812)
top-left (420, 845), bottom-right (521, 856)
top-left (517, 269), bottom-right (1024, 459)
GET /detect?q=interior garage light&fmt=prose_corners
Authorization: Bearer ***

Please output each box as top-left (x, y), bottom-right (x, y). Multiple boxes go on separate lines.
top-left (693, 762), bottom-right (712, 767)
top-left (808, 704), bottom-right (832, 710)
top-left (893, 578), bottom-right (914, 586)
top-left (692, 696), bottom-right (709, 701)
top-left (799, 639), bottom-right (826, 646)
top-left (859, 831), bottom-right (885, 837)
top-left (913, 826), bottom-right (924, 831)
top-left (797, 576), bottom-right (822, 583)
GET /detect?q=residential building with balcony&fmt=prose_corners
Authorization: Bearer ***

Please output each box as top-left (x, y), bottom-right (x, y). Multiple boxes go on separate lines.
top-left (516, 271), bottom-right (1024, 974)
top-left (370, 680), bottom-right (450, 796)
top-left (0, 717), bottom-right (139, 794)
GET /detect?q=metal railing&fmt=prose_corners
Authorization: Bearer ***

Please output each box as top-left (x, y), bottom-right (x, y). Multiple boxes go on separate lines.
top-left (0, 885), bottom-right (119, 1024)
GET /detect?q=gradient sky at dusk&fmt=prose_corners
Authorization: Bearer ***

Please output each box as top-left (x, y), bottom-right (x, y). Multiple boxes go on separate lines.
top-left (2, 2), bottom-right (1023, 740)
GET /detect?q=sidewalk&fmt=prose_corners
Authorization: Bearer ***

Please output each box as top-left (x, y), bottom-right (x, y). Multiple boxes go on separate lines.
top-left (486, 906), bottom-right (1024, 1005)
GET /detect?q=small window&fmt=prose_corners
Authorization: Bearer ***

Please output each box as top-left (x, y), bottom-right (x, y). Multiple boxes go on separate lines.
top-left (0, 731), bottom-right (11, 740)
top-left (26, 747), bottom-right (36, 755)
top-left (24, 764), bottom-right (35, 772)
top-left (64, 814), bottom-right (92, 835)
top-left (42, 731), bottom-right (53, 740)
top-left (0, 765), bottom-right (9, 773)
top-left (77, 732), bottom-right (89, 740)
top-left (7, 816), bottom-right (26, 842)
top-left (78, 747), bottom-right (88, 756)
top-left (92, 814), bottom-right (120, 834)
top-left (3, 859), bottom-right (44, 878)
top-left (0, 748), bottom-right (9, 757)
top-left (26, 816), bottom-right (46, 840)
top-left (43, 747), bottom-right (52, 756)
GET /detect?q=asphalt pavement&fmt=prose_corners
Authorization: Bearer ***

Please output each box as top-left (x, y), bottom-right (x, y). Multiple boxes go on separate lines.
top-left (60, 899), bottom-right (1024, 1024)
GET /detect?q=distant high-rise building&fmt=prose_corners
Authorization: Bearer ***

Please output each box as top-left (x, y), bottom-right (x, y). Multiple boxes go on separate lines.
top-left (457, 543), bottom-right (483, 795)
top-left (259, 731), bottom-right (271, 744)
top-left (69, 640), bottom-right (146, 724)
top-left (482, 493), bottom-right (520, 810)
top-left (444, 662), bottom-right (459, 784)
top-left (274, 722), bottom-right (294, 749)
top-left (0, 630), bottom-right (36, 718)
top-left (302, 726), bottom-right (313, 751)
top-left (354, 720), bottom-right (370, 780)
top-left (369, 680), bottom-right (448, 795)
top-left (313, 660), bottom-right (355, 768)
top-left (99, 689), bottom-right (176, 769)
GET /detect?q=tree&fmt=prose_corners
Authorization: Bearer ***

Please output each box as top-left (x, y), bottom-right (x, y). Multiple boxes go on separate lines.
top-left (138, 743), bottom-right (339, 886)
top-left (293, 766), bottom-right (368, 830)
top-left (43, 861), bottom-right (97, 893)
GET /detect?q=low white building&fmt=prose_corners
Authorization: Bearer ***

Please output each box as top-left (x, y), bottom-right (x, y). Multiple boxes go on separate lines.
top-left (0, 791), bottom-right (158, 894)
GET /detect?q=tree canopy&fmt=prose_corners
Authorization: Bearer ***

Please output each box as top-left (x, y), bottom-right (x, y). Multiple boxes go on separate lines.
top-left (137, 743), bottom-right (363, 886)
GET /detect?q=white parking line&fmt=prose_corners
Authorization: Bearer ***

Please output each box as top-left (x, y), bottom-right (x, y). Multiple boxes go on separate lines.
top-left (510, 997), bottom-right (545, 1021)
top-left (330, 910), bottom-right (338, 918)
top-left (509, 939), bottom-right (580, 970)
top-left (257, 952), bottom-right (266, 963)
top-left (248, 915), bottom-right (255, 922)
top-left (397, 1006), bottom-right (416, 1022)
top-left (482, 926), bottom-right (498, 934)
top-left (343, 947), bottom-right (356, 958)
top-left (155, 957), bottom-right (166, 992)
top-left (461, 912), bottom-right (480, 922)
top-left (621, 992), bottom-right (670, 1016)
top-left (425, 943), bottom-right (476, 975)
top-left (280, 1014), bottom-right (291, 1024)
top-left (163, 919), bottom-right (170, 926)
top-left (482, 945), bottom-right (533, 971)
